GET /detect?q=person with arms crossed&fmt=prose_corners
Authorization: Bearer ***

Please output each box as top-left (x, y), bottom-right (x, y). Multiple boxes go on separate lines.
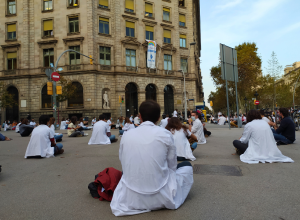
top-left (188, 111), bottom-right (206, 145)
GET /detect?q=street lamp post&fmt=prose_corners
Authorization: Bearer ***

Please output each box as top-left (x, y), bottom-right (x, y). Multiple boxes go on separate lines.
top-left (244, 97), bottom-right (247, 115)
top-left (182, 42), bottom-right (196, 120)
top-left (254, 91), bottom-right (259, 109)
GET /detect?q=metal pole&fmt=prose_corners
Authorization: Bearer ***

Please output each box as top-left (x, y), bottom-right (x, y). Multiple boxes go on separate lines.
top-left (232, 49), bottom-right (240, 128)
top-left (293, 72), bottom-right (300, 110)
top-left (184, 71), bottom-right (187, 120)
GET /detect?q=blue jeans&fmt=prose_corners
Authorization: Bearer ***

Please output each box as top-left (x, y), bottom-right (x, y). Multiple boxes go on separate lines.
top-left (65, 125), bottom-right (68, 129)
top-left (109, 135), bottom-right (116, 141)
top-left (0, 133), bottom-right (6, 141)
top-left (272, 129), bottom-right (292, 144)
top-left (191, 142), bottom-right (198, 149)
top-left (54, 143), bottom-right (63, 154)
top-left (119, 130), bottom-right (124, 135)
top-left (54, 134), bottom-right (63, 140)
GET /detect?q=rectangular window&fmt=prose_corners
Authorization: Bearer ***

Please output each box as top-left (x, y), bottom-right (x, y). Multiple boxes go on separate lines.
top-left (7, 24), bottom-right (16, 40)
top-left (43, 20), bottom-right (53, 37)
top-left (145, 3), bottom-right (153, 17)
top-left (164, 55), bottom-right (172, 70)
top-left (163, 29), bottom-right (171, 43)
top-left (125, 0), bottom-right (134, 12)
top-left (180, 34), bottom-right (186, 47)
top-left (43, 48), bottom-right (54, 67)
top-left (126, 21), bottom-right (135, 37)
top-left (99, 0), bottom-right (108, 8)
top-left (7, 0), bottom-right (16, 15)
top-left (179, 0), bottom-right (185, 7)
top-left (163, 8), bottom-right (170, 21)
top-left (69, 16), bottom-right (79, 33)
top-left (100, 47), bottom-right (111, 65)
top-left (43, 0), bottom-right (53, 11)
top-left (181, 58), bottom-right (188, 73)
top-left (69, 46), bottom-right (80, 65)
top-left (179, 14), bottom-right (186, 26)
top-left (99, 17), bottom-right (109, 34)
top-left (69, 0), bottom-right (78, 7)
top-left (7, 52), bottom-right (17, 70)
top-left (145, 26), bottom-right (154, 40)
top-left (126, 49), bottom-right (136, 67)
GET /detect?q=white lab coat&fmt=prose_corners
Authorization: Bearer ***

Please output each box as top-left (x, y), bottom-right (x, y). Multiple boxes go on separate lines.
top-left (60, 121), bottom-right (66, 130)
top-left (173, 110), bottom-right (178, 117)
top-left (122, 123), bottom-right (135, 134)
top-left (160, 118), bottom-right (169, 128)
top-left (240, 120), bottom-right (294, 164)
top-left (107, 120), bottom-right (112, 132)
top-left (191, 118), bottom-right (206, 144)
top-left (171, 128), bottom-right (196, 161)
top-left (88, 120), bottom-right (110, 145)
top-left (110, 121), bottom-right (194, 216)
top-left (24, 125), bottom-right (55, 158)
top-left (15, 123), bottom-right (21, 133)
top-left (30, 122), bottom-right (36, 126)
top-left (262, 117), bottom-right (270, 123)
top-left (133, 117), bottom-right (140, 125)
top-left (218, 116), bottom-right (226, 125)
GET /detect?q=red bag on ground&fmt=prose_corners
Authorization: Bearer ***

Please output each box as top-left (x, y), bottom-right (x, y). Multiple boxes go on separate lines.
top-left (94, 167), bottom-right (122, 201)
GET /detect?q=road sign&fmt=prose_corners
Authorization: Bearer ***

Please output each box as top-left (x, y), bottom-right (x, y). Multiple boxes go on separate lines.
top-left (51, 72), bottom-right (60, 81)
top-left (47, 82), bottom-right (53, 95)
top-left (56, 86), bottom-right (62, 95)
top-left (255, 100), bottom-right (260, 105)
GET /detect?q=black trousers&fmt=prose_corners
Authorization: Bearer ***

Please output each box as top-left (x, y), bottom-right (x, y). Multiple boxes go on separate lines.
top-left (204, 129), bottom-right (211, 136)
top-left (177, 161), bottom-right (192, 169)
top-left (233, 140), bottom-right (248, 154)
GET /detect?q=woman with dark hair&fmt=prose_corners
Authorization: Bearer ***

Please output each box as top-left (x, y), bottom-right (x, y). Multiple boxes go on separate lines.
top-left (118, 116), bottom-right (125, 135)
top-left (48, 117), bottom-right (63, 142)
top-left (233, 110), bottom-right (293, 164)
top-left (79, 117), bottom-right (91, 130)
top-left (68, 116), bottom-right (84, 137)
top-left (120, 117), bottom-right (135, 135)
top-left (19, 119), bottom-right (34, 137)
top-left (166, 117), bottom-right (197, 161)
top-left (60, 117), bottom-right (67, 130)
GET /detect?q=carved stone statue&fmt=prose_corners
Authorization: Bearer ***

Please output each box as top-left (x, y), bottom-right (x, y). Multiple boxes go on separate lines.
top-left (103, 91), bottom-right (110, 109)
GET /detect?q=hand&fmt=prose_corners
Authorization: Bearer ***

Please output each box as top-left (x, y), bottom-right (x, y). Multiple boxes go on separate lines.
top-left (203, 123), bottom-right (205, 126)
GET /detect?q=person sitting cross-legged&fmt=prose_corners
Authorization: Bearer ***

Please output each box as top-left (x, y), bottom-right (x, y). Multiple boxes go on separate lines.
top-left (19, 119), bottom-right (34, 137)
top-left (268, 108), bottom-right (296, 145)
top-left (0, 132), bottom-right (11, 141)
top-left (68, 116), bottom-right (84, 137)
top-left (110, 100), bottom-right (194, 216)
top-left (188, 111), bottom-right (206, 145)
top-left (88, 114), bottom-right (116, 145)
top-left (232, 110), bottom-right (293, 164)
top-left (119, 117), bottom-right (135, 136)
top-left (165, 117), bottom-right (197, 161)
top-left (25, 115), bottom-right (64, 158)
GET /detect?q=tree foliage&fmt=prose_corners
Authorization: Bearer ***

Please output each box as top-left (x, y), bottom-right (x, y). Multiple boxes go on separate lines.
top-left (0, 83), bottom-right (17, 108)
top-left (56, 76), bottom-right (78, 103)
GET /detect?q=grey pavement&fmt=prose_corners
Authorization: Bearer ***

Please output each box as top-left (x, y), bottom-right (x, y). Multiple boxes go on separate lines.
top-left (0, 124), bottom-right (299, 220)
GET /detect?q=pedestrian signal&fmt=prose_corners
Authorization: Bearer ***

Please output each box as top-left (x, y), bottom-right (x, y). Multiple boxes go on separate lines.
top-left (47, 82), bottom-right (53, 95)
top-left (56, 86), bottom-right (62, 95)
top-left (89, 55), bottom-right (93, 65)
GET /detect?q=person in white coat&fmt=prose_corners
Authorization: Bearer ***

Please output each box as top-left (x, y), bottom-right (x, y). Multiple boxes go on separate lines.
top-left (60, 117), bottom-right (67, 130)
top-left (233, 110), bottom-right (294, 164)
top-left (15, 119), bottom-right (23, 133)
top-left (25, 115), bottom-right (64, 158)
top-left (110, 100), bottom-right (194, 216)
top-left (88, 115), bottom-right (111, 145)
top-left (188, 111), bottom-right (206, 145)
top-left (218, 114), bottom-right (226, 125)
top-left (173, 109), bottom-right (178, 117)
top-left (160, 114), bottom-right (169, 128)
top-left (166, 117), bottom-right (197, 161)
top-left (119, 117), bottom-right (135, 135)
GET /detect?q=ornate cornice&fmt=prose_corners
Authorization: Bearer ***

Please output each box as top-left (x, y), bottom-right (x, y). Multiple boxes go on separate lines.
top-left (121, 37), bottom-right (141, 46)
top-left (1, 43), bottom-right (21, 49)
top-left (62, 37), bottom-right (84, 44)
top-left (142, 19), bottom-right (157, 26)
top-left (37, 39), bottom-right (58, 45)
top-left (122, 14), bottom-right (139, 21)
top-left (162, 43), bottom-right (176, 52)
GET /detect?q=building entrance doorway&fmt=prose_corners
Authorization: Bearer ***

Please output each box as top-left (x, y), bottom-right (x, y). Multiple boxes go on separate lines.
top-left (6, 86), bottom-right (19, 122)
top-left (164, 85), bottom-right (174, 116)
top-left (125, 83), bottom-right (138, 117)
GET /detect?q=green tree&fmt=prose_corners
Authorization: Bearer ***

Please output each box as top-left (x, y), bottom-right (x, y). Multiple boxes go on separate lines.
top-left (56, 76), bottom-right (78, 104)
top-left (0, 83), bottom-right (17, 108)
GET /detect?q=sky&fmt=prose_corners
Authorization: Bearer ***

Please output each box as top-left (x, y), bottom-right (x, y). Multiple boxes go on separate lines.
top-left (200, 0), bottom-right (300, 104)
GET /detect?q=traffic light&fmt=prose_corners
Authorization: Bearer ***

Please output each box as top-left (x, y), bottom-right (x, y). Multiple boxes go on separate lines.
top-left (56, 86), bottom-right (62, 95)
top-left (47, 82), bottom-right (53, 95)
top-left (89, 55), bottom-right (93, 65)
top-left (119, 96), bottom-right (121, 103)
top-left (254, 99), bottom-right (256, 105)
top-left (122, 97), bottom-right (124, 103)
top-left (210, 101), bottom-right (213, 106)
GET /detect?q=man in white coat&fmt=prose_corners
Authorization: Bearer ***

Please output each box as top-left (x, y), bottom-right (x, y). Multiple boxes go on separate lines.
top-left (88, 115), bottom-right (111, 145)
top-left (160, 114), bottom-right (169, 128)
top-left (188, 111), bottom-right (206, 145)
top-left (173, 109), bottom-right (178, 117)
top-left (111, 100), bottom-right (194, 216)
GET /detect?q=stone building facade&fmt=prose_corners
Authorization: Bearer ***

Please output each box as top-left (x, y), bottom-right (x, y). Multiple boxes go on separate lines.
top-left (276, 61), bottom-right (300, 87)
top-left (0, 0), bottom-right (203, 122)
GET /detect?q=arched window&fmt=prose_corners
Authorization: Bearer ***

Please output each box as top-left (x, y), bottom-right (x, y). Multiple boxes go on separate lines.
top-left (68, 82), bottom-right (83, 107)
top-left (125, 83), bottom-right (138, 117)
top-left (41, 84), bottom-right (52, 108)
top-left (145, 84), bottom-right (156, 101)
top-left (164, 85), bottom-right (174, 116)
top-left (6, 86), bottom-right (19, 122)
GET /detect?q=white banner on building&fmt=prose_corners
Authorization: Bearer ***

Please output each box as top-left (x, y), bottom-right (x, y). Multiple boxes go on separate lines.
top-left (146, 40), bottom-right (156, 69)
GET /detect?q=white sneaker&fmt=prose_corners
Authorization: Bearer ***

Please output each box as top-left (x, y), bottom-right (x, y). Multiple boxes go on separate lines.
top-left (84, 133), bottom-right (89, 136)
